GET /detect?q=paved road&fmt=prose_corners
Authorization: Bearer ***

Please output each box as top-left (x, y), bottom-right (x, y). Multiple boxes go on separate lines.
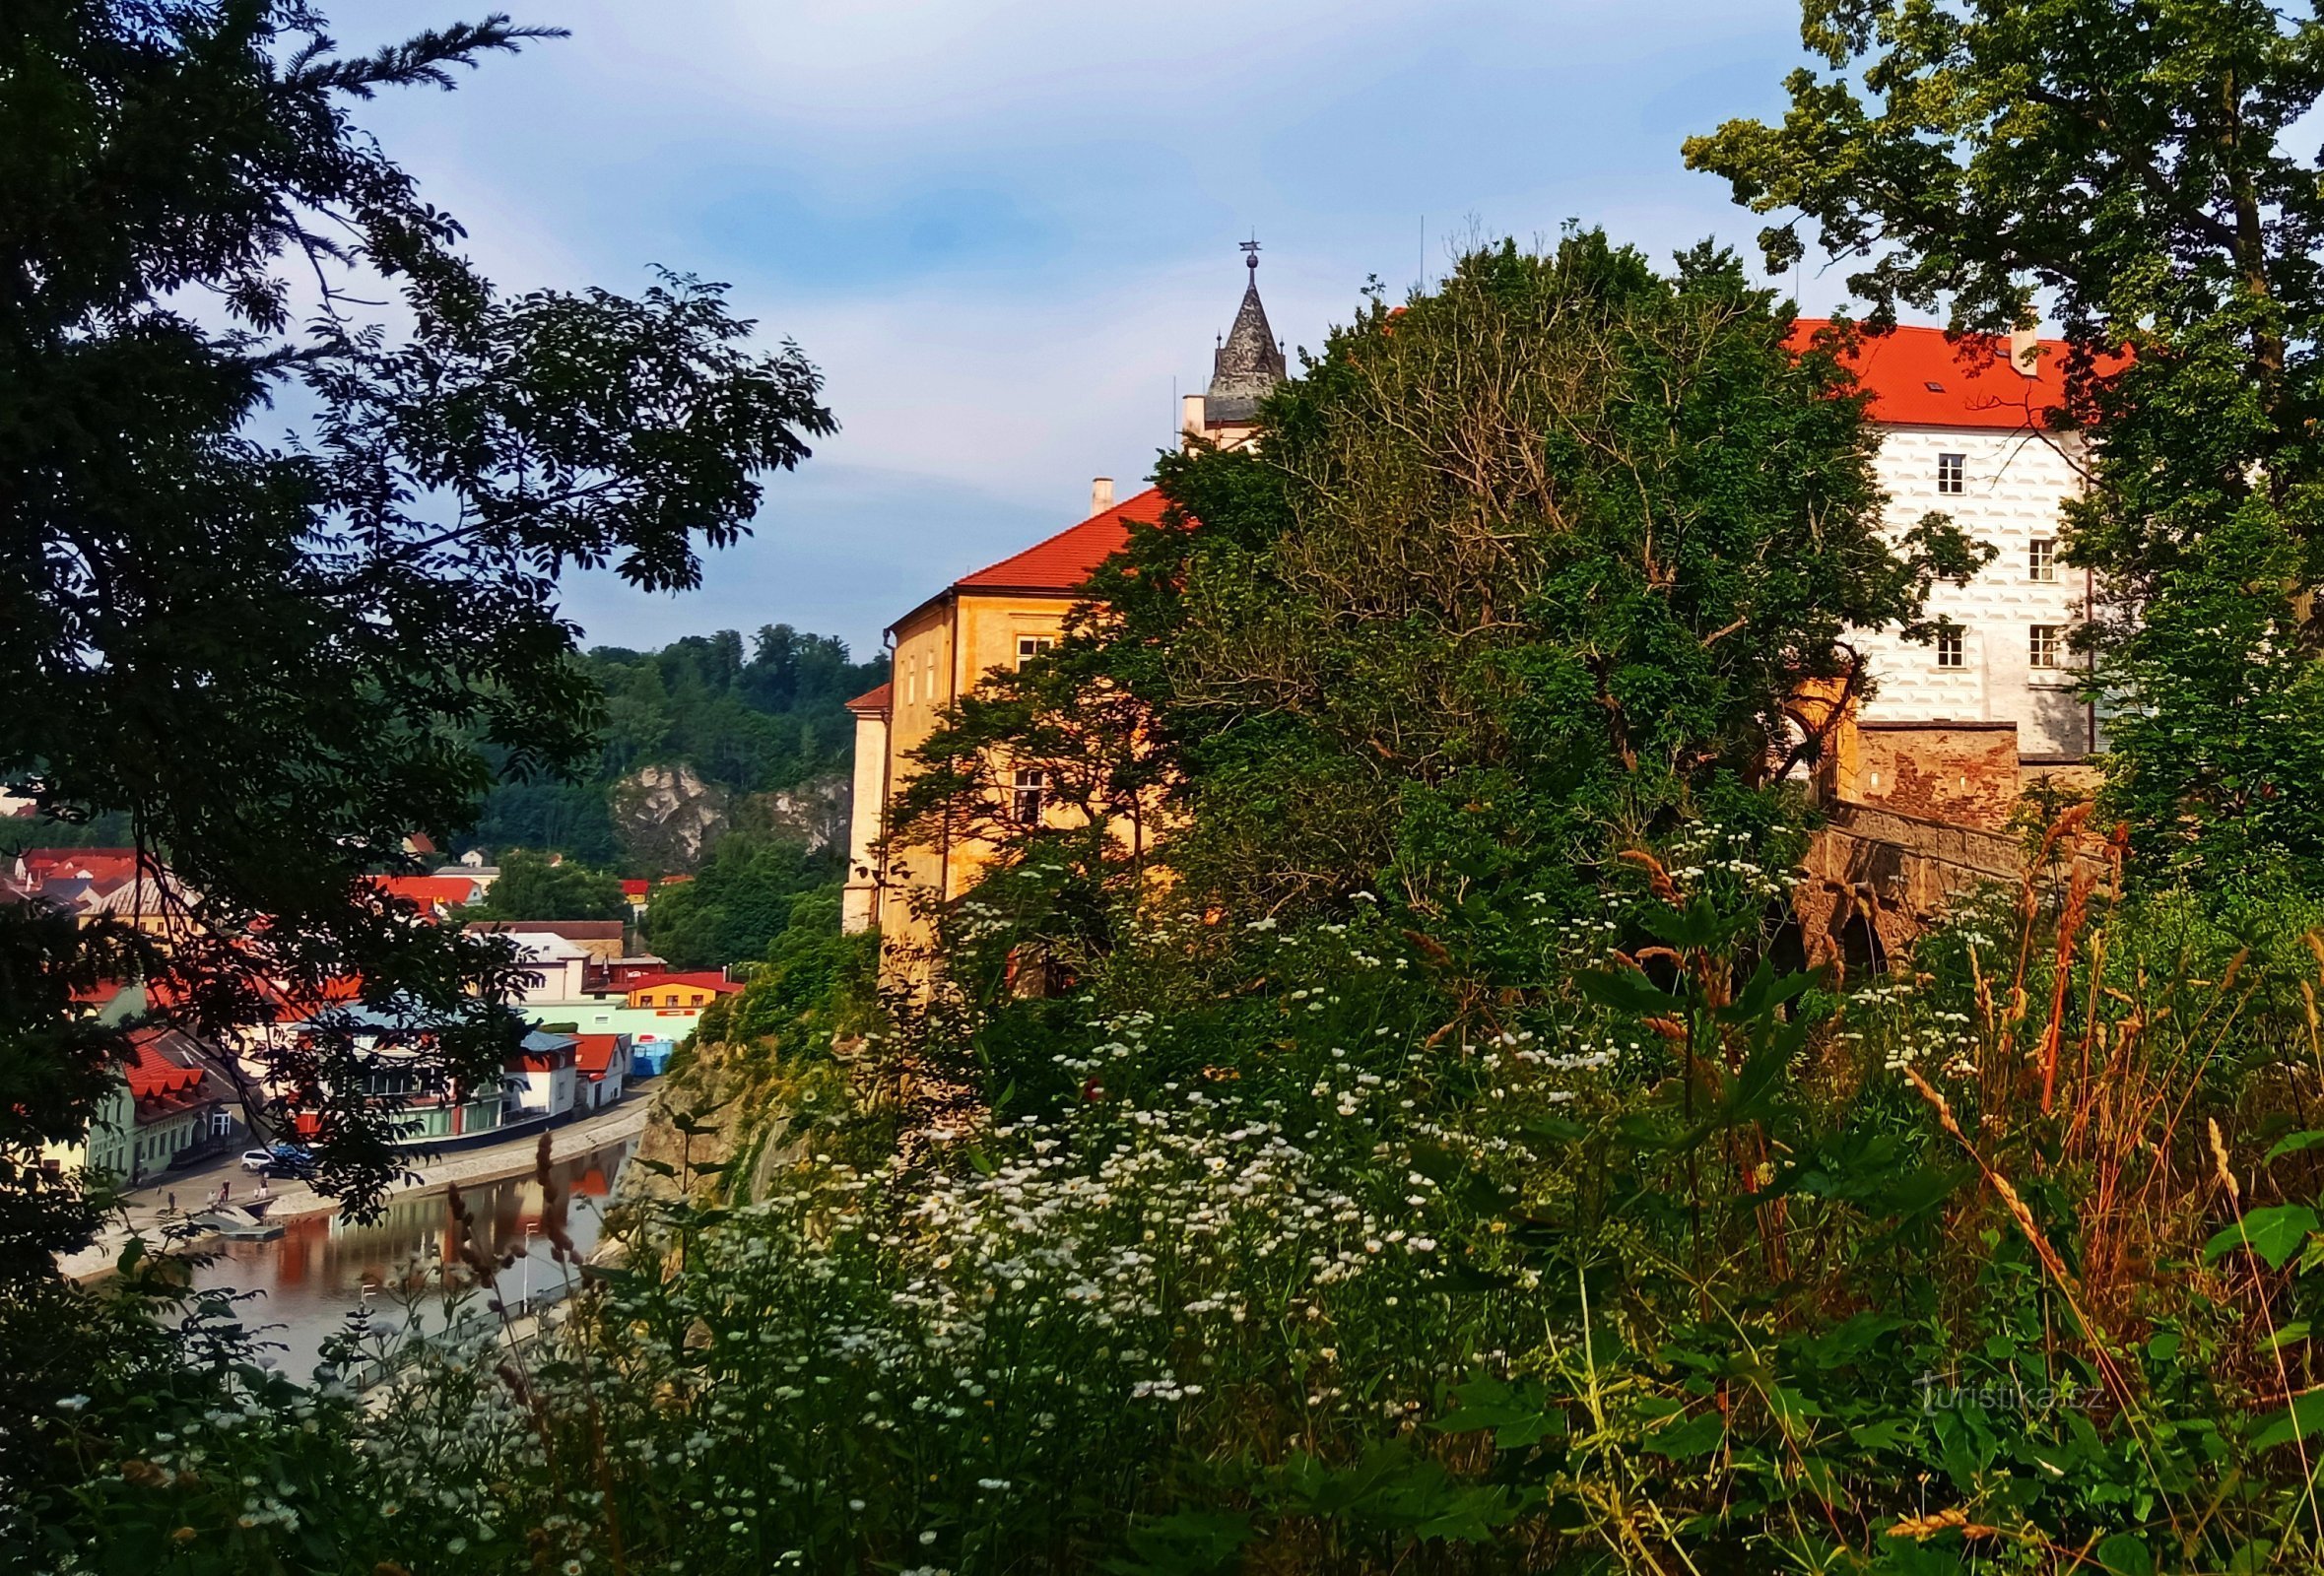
top-left (61, 1095), bottom-right (653, 1280)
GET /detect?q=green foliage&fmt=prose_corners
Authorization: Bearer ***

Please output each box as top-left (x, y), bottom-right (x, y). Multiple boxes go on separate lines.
top-left (699, 887), bottom-right (878, 1047)
top-left (1686, 0), bottom-right (2324, 893)
top-left (892, 232), bottom-right (1980, 998)
top-left (48, 856), bottom-right (2324, 1573)
top-left (0, 0), bottom-right (831, 1503)
top-left (461, 849), bottom-right (627, 923)
top-left (644, 831), bottom-right (841, 969)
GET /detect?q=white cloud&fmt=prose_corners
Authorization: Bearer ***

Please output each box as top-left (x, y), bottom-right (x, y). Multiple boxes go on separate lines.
top-left (322, 0), bottom-right (1826, 649)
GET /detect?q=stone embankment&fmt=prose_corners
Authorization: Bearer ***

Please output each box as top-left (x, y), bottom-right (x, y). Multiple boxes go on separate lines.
top-left (59, 1097), bottom-right (651, 1282)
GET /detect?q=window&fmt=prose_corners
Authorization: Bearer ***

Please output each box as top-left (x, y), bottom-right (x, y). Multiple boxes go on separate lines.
top-left (1016, 634), bottom-right (1056, 669)
top-left (1936, 630), bottom-right (1964, 669)
top-left (1936, 452), bottom-right (1966, 494)
top-left (2029, 624), bottom-right (2064, 670)
top-left (2028, 537), bottom-right (2056, 582)
top-left (1012, 768), bottom-right (1047, 825)
top-left (903, 655), bottom-right (915, 705)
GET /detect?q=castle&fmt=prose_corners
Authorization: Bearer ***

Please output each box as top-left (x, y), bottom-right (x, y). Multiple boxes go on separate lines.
top-left (841, 250), bottom-right (2097, 953)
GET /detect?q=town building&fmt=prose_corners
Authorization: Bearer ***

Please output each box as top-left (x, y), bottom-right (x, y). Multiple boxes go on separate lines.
top-left (621, 970), bottom-right (743, 1012)
top-left (840, 250), bottom-right (1287, 946)
top-left (492, 930), bottom-right (595, 1006)
top-left (507, 1029), bottom-right (580, 1122)
top-left (572, 1032), bottom-right (631, 1109)
top-left (38, 1007), bottom-right (243, 1185)
top-left (371, 873), bottom-right (487, 916)
top-left (1791, 321), bottom-right (2098, 828)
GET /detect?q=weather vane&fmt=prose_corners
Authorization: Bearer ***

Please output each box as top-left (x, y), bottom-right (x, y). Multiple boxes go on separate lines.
top-left (1240, 235), bottom-right (1260, 272)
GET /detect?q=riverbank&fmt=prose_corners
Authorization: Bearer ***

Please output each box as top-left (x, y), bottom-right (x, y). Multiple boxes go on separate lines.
top-left (58, 1095), bottom-right (653, 1282)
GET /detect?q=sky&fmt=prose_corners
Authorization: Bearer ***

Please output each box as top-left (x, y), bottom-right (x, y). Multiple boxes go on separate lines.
top-left (328, 0), bottom-right (1844, 658)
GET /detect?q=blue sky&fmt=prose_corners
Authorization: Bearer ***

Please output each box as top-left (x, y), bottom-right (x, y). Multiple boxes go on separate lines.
top-left (329, 0), bottom-right (1842, 657)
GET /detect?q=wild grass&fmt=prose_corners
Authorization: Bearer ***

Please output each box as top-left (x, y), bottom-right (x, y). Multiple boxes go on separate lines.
top-left (30, 821), bottom-right (2324, 1574)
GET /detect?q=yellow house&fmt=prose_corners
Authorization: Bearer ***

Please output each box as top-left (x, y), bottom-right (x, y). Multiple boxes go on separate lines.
top-left (622, 971), bottom-right (742, 1011)
top-left (841, 247), bottom-right (1289, 972)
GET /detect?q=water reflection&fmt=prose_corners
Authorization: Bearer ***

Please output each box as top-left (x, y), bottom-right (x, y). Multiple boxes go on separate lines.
top-left (191, 1138), bottom-right (631, 1378)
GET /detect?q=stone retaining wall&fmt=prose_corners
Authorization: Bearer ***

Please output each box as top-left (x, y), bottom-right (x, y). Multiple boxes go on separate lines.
top-left (1797, 800), bottom-right (2029, 970)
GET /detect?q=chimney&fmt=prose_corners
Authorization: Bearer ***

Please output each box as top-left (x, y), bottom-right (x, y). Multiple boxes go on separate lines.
top-left (1181, 393), bottom-right (1206, 447)
top-left (1091, 477), bottom-right (1114, 516)
top-left (2010, 321), bottom-right (2039, 377)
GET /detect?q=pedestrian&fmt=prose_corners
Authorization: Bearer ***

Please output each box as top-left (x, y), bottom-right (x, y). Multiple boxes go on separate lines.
top-left (166, 1190), bottom-right (175, 1215)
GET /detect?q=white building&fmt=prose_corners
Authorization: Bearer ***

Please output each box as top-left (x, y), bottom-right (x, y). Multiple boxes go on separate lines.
top-left (495, 931), bottom-right (593, 1007)
top-left (507, 1030), bottom-right (578, 1121)
top-left (1803, 320), bottom-right (2098, 764)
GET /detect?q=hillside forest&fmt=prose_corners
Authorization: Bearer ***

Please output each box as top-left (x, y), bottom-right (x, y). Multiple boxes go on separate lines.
top-left (468, 624), bottom-right (887, 876)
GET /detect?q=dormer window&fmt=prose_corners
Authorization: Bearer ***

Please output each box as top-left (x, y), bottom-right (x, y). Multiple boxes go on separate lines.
top-left (1937, 452), bottom-right (1966, 494)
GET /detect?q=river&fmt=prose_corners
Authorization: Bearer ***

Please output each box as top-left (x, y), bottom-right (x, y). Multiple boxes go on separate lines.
top-left (187, 1135), bottom-right (634, 1379)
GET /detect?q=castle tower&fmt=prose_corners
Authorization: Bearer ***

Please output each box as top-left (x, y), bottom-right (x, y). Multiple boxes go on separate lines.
top-left (1181, 240), bottom-right (1288, 450)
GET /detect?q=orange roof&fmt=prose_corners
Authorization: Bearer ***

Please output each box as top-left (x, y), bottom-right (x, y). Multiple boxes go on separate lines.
top-left (953, 487), bottom-right (1170, 595)
top-left (125, 1029), bottom-right (210, 1113)
top-left (626, 970), bottom-right (742, 997)
top-left (369, 874), bottom-right (477, 910)
top-left (845, 682), bottom-right (893, 715)
top-left (22, 848), bottom-right (144, 889)
top-left (1787, 319), bottom-right (2111, 430)
top-left (572, 1033), bottom-right (627, 1076)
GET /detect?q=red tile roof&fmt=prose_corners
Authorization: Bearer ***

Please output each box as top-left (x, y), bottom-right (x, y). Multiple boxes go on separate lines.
top-left (125, 1029), bottom-right (213, 1116)
top-left (1787, 319), bottom-right (2112, 430)
top-left (845, 682), bottom-right (893, 714)
top-left (572, 1033), bottom-right (627, 1078)
top-left (369, 874), bottom-right (479, 911)
top-left (620, 879), bottom-right (649, 898)
top-left (953, 487), bottom-right (1171, 594)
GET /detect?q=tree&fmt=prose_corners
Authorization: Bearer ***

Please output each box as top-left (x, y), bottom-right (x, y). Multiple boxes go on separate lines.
top-left (896, 235), bottom-right (1982, 980)
top-left (1685, 0), bottom-right (2324, 889)
top-left (464, 850), bottom-right (628, 922)
top-left (644, 831), bottom-right (838, 969)
top-left (0, 0), bottom-right (833, 1457)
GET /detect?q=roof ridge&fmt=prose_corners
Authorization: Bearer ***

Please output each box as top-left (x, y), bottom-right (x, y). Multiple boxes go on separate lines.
top-left (950, 486), bottom-right (1167, 592)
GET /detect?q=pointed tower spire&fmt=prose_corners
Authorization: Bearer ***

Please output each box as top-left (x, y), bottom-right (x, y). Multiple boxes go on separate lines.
top-left (1204, 238), bottom-right (1288, 430)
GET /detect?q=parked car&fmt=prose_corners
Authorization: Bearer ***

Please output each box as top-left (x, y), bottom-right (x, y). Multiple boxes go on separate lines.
top-left (241, 1144), bottom-right (313, 1176)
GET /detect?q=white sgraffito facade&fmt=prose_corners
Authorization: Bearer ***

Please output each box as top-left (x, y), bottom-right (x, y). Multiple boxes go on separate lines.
top-left (1850, 423), bottom-right (2096, 762)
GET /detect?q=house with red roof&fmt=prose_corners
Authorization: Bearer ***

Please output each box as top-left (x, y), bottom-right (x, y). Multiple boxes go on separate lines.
top-left (8, 848), bottom-right (192, 932)
top-left (39, 1025), bottom-right (241, 1185)
top-left (368, 873), bottom-right (485, 919)
top-left (840, 257), bottom-right (1288, 943)
top-left (571, 1032), bottom-right (631, 1109)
